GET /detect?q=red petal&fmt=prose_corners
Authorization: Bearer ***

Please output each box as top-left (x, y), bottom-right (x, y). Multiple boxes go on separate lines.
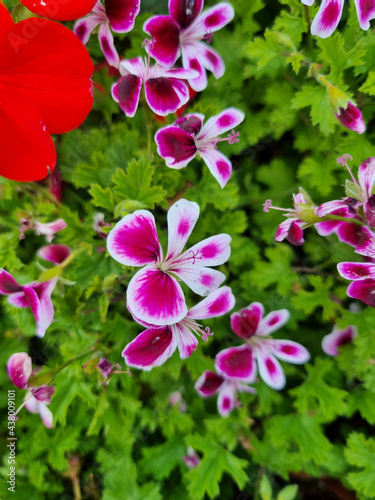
top-left (20, 0), bottom-right (96, 21)
top-left (0, 4), bottom-right (14, 41)
top-left (0, 18), bottom-right (94, 134)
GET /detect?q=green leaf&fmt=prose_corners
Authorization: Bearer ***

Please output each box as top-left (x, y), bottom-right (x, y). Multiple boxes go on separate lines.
top-left (185, 434), bottom-right (249, 500)
top-left (292, 85), bottom-right (337, 135)
top-left (345, 433), bottom-right (375, 497)
top-left (260, 474), bottom-right (273, 500)
top-left (359, 71), bottom-right (375, 96)
top-left (247, 30), bottom-right (285, 69)
top-left (141, 440), bottom-right (186, 480)
top-left (317, 33), bottom-right (365, 80)
top-left (89, 184), bottom-right (114, 210)
top-left (277, 484), bottom-right (298, 500)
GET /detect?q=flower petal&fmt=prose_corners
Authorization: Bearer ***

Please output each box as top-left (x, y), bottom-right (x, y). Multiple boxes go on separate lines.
top-left (215, 345), bottom-right (256, 383)
top-left (143, 15), bottom-right (181, 67)
top-left (354, 0), bottom-right (375, 30)
top-left (98, 21), bottom-right (119, 67)
top-left (175, 113), bottom-right (204, 135)
top-left (112, 74), bottom-right (142, 117)
top-left (7, 353), bottom-right (32, 389)
top-left (195, 370), bottom-right (224, 397)
top-left (315, 199), bottom-right (349, 217)
top-left (257, 309), bottom-right (290, 336)
top-left (181, 45), bottom-right (208, 91)
top-left (107, 210), bottom-right (162, 266)
top-left (173, 323), bottom-right (198, 359)
top-left (337, 262), bottom-right (375, 280)
top-left (217, 381), bottom-right (237, 417)
top-left (26, 279), bottom-right (58, 337)
top-left (35, 219), bottom-right (67, 238)
top-left (346, 278), bottom-right (375, 307)
top-left (230, 302), bottom-right (264, 340)
top-left (275, 218), bottom-right (297, 242)
top-left (0, 269), bottom-right (23, 294)
top-left (37, 244), bottom-right (71, 265)
top-left (322, 325), bottom-right (357, 356)
top-left (336, 221), bottom-right (362, 247)
top-left (0, 4), bottom-right (14, 40)
top-left (31, 385), bottom-right (56, 404)
top-left (255, 346), bottom-right (286, 390)
top-left (188, 286), bottom-right (235, 320)
top-left (165, 199), bottom-right (200, 261)
top-left (196, 43), bottom-right (225, 78)
top-left (127, 266), bottom-right (188, 325)
top-left (267, 339), bottom-right (310, 364)
top-left (358, 157), bottom-right (375, 198)
top-left (25, 394), bottom-right (40, 414)
top-left (169, 0), bottom-right (204, 28)
top-left (173, 266), bottom-right (226, 296)
top-left (74, 15), bottom-right (102, 45)
top-left (189, 2), bottom-right (235, 35)
top-left (310, 0), bottom-right (345, 38)
top-left (197, 107), bottom-right (245, 141)
top-left (145, 77), bottom-right (190, 116)
top-left (177, 234), bottom-right (232, 267)
top-left (155, 126), bottom-right (197, 169)
top-left (105, 0), bottom-right (141, 32)
top-left (39, 403), bottom-right (53, 428)
top-left (355, 226), bottom-right (375, 258)
top-left (199, 148), bottom-right (233, 188)
top-left (335, 102), bottom-right (366, 134)
top-left (20, 0), bottom-right (96, 21)
top-left (122, 326), bottom-right (177, 370)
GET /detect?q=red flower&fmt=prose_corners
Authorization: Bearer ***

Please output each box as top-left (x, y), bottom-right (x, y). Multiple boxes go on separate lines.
top-left (20, 0), bottom-right (96, 21)
top-left (0, 4), bottom-right (94, 181)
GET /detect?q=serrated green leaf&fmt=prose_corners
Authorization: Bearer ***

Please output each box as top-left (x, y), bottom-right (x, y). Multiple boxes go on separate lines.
top-left (345, 433), bottom-right (375, 497)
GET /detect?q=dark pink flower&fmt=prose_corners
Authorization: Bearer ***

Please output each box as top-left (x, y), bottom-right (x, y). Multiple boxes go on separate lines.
top-left (337, 258), bottom-right (375, 307)
top-left (144, 1), bottom-right (234, 91)
top-left (335, 102), bottom-right (366, 134)
top-left (123, 286), bottom-right (235, 370)
top-left (37, 244), bottom-right (71, 265)
top-left (0, 270), bottom-right (58, 338)
top-left (7, 352), bottom-right (55, 428)
top-left (75, 0), bottom-right (141, 67)
top-left (215, 302), bottom-right (310, 390)
top-left (195, 369), bottom-right (255, 417)
top-left (155, 109), bottom-right (244, 188)
top-left (112, 56), bottom-right (198, 117)
top-left (322, 325), bottom-right (357, 355)
top-left (303, 0), bottom-right (375, 38)
top-left (107, 199), bottom-right (231, 325)
top-left (315, 199), bottom-right (362, 247)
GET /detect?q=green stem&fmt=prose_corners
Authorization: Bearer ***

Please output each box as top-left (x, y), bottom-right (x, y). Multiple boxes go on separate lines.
top-left (254, 466), bottom-right (265, 500)
top-left (323, 215), bottom-right (366, 227)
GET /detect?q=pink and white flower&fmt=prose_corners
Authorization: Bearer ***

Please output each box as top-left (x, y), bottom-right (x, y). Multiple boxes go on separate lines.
top-left (37, 244), bottom-right (71, 265)
top-left (107, 199), bottom-right (231, 325)
top-left (144, 0), bottom-right (234, 91)
top-left (195, 369), bottom-right (255, 417)
top-left (74, 0), bottom-right (141, 67)
top-left (183, 447), bottom-right (201, 468)
top-left (123, 286), bottom-right (235, 370)
top-left (0, 269), bottom-right (58, 338)
top-left (337, 258), bottom-right (375, 307)
top-left (112, 56), bottom-right (198, 117)
top-left (7, 352), bottom-right (55, 428)
top-left (155, 109), bottom-right (244, 188)
top-left (302, 0), bottom-right (375, 38)
top-left (315, 199), bottom-right (362, 247)
top-left (20, 217), bottom-right (67, 242)
top-left (215, 302), bottom-right (310, 390)
top-left (335, 102), bottom-right (366, 135)
top-left (322, 325), bottom-right (357, 356)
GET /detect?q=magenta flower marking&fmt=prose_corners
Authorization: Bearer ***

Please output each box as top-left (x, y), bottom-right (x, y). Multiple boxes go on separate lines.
top-left (338, 247), bottom-right (375, 307)
top-left (302, 0), bottom-right (375, 38)
top-left (322, 325), bottom-right (357, 356)
top-left (0, 269), bottom-right (58, 338)
top-left (111, 56), bottom-right (198, 117)
top-left (107, 199), bottom-right (231, 325)
top-left (195, 369), bottom-right (255, 417)
top-left (123, 286), bottom-right (235, 370)
top-left (37, 244), bottom-right (71, 265)
top-left (144, 0), bottom-right (235, 91)
top-left (335, 102), bottom-right (366, 135)
top-left (155, 108), bottom-right (244, 188)
top-left (7, 353), bottom-right (55, 428)
top-left (74, 0), bottom-right (141, 67)
top-left (215, 302), bottom-right (310, 390)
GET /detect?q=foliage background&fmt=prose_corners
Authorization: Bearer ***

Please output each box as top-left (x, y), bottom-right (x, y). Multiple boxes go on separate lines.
top-left (1, 0), bottom-right (375, 498)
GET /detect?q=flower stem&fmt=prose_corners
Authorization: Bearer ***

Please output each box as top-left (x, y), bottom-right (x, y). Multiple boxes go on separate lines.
top-left (323, 215), bottom-right (366, 227)
top-left (254, 466), bottom-right (265, 500)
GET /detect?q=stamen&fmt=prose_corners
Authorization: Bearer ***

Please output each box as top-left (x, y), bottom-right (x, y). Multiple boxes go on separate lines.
top-left (337, 154), bottom-right (361, 193)
top-left (202, 326), bottom-right (213, 342)
top-left (189, 249), bottom-right (199, 264)
top-left (203, 32), bottom-right (213, 44)
top-left (142, 38), bottom-right (155, 75)
top-left (227, 130), bottom-right (240, 144)
top-left (263, 199), bottom-right (290, 213)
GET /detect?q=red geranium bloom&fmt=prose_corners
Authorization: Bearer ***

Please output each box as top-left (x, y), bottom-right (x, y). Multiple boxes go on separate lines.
top-left (0, 4), bottom-right (94, 181)
top-left (20, 0), bottom-right (96, 21)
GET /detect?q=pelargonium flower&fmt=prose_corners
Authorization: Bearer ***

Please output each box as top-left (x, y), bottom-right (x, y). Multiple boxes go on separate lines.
top-left (183, 447), bottom-right (201, 468)
top-left (155, 109), bottom-right (244, 188)
top-left (75, 0), bottom-right (141, 67)
top-left (7, 353), bottom-right (55, 428)
top-left (20, 0), bottom-right (96, 20)
top-left (215, 303), bottom-right (310, 390)
top-left (302, 0), bottom-right (375, 38)
top-left (263, 190), bottom-right (318, 246)
top-left (0, 268), bottom-right (59, 337)
top-left (144, 0), bottom-right (234, 91)
top-left (107, 199), bottom-right (231, 325)
top-left (335, 102), bottom-right (366, 135)
top-left (337, 259), bottom-right (375, 308)
top-left (0, 4), bottom-right (94, 181)
top-left (112, 56), bottom-right (198, 117)
top-left (195, 369), bottom-right (255, 417)
top-left (123, 286), bottom-right (235, 370)
top-left (37, 244), bottom-right (71, 266)
top-left (322, 325), bottom-right (357, 355)
top-left (20, 217), bottom-right (67, 242)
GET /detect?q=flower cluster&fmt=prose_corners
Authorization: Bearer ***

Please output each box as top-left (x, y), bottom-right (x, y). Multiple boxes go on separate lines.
top-left (268, 154), bottom-right (375, 308)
